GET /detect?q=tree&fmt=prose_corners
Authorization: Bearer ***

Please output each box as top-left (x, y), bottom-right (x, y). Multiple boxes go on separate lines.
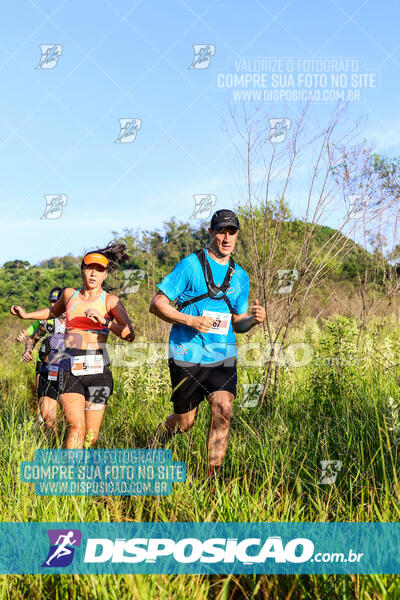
top-left (2, 260), bottom-right (30, 270)
top-left (228, 102), bottom-right (398, 402)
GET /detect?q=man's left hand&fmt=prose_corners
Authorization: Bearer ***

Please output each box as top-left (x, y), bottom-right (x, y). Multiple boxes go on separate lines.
top-left (249, 299), bottom-right (265, 324)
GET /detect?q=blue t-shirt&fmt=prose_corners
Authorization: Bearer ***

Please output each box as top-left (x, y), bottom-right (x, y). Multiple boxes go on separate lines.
top-left (158, 249), bottom-right (249, 364)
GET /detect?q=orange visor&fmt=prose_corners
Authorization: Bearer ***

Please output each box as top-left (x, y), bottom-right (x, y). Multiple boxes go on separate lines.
top-left (83, 253), bottom-right (109, 268)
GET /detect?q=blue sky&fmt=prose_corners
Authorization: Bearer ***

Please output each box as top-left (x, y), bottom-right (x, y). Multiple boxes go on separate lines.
top-left (1, 0), bottom-right (400, 265)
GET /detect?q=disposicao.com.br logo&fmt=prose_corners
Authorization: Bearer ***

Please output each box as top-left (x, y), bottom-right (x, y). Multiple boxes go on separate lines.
top-left (82, 536), bottom-right (362, 565)
top-left (34, 525), bottom-right (366, 574)
top-left (42, 529), bottom-right (82, 567)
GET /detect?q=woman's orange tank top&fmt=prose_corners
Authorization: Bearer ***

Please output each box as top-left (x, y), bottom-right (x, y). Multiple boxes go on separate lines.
top-left (65, 288), bottom-right (112, 334)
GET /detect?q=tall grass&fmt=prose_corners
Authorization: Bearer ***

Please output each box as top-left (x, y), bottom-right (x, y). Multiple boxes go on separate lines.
top-left (2, 315), bottom-right (400, 598)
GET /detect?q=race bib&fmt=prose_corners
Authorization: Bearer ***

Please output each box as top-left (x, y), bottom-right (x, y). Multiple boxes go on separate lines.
top-left (202, 310), bottom-right (232, 335)
top-left (71, 354), bottom-right (104, 376)
top-left (48, 365), bottom-right (59, 381)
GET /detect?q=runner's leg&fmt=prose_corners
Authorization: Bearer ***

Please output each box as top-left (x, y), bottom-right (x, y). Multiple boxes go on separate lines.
top-left (150, 407), bottom-right (198, 447)
top-left (84, 403), bottom-right (106, 446)
top-left (207, 390), bottom-right (234, 467)
top-left (38, 396), bottom-right (58, 431)
top-left (60, 393), bottom-right (86, 449)
top-left (150, 359), bottom-right (204, 447)
top-left (166, 407), bottom-right (198, 433)
top-left (35, 373), bottom-right (40, 423)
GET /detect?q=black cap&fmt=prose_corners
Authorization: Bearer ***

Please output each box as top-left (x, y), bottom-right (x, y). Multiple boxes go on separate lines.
top-left (210, 209), bottom-right (240, 231)
top-left (49, 287), bottom-right (63, 303)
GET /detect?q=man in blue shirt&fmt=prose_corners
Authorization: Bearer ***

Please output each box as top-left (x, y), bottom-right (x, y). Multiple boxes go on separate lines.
top-left (149, 209), bottom-right (266, 477)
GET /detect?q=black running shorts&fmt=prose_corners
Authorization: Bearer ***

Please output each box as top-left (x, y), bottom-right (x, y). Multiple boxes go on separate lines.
top-left (168, 357), bottom-right (237, 414)
top-left (37, 364), bottom-right (60, 401)
top-left (58, 349), bottom-right (113, 405)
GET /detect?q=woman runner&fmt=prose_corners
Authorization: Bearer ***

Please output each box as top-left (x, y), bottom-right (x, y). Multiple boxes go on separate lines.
top-left (10, 243), bottom-right (135, 449)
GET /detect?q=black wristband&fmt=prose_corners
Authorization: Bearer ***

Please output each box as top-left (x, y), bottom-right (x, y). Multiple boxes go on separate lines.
top-left (103, 317), bottom-right (111, 328)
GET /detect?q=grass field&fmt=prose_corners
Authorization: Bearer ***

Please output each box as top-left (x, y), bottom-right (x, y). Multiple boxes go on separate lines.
top-left (1, 314), bottom-right (400, 598)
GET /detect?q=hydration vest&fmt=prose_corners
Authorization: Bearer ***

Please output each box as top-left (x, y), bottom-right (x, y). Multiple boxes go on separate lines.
top-left (177, 249), bottom-right (236, 313)
top-left (38, 317), bottom-right (65, 361)
top-left (43, 319), bottom-right (55, 335)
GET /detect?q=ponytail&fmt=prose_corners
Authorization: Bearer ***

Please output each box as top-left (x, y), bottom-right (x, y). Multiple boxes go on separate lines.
top-left (81, 242), bottom-right (130, 274)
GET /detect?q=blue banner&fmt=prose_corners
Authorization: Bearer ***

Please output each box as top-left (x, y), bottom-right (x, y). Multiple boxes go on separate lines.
top-left (0, 522), bottom-right (398, 574)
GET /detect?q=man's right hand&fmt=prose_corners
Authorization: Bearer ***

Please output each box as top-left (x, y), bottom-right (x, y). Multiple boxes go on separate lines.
top-left (17, 331), bottom-right (27, 342)
top-left (189, 315), bottom-right (214, 333)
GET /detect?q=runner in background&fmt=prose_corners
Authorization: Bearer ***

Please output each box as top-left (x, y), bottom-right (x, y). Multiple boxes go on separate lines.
top-left (149, 210), bottom-right (266, 480)
top-left (18, 287), bottom-right (64, 398)
top-left (10, 243), bottom-right (135, 449)
top-left (17, 318), bottom-right (41, 392)
top-left (21, 287), bottom-right (65, 432)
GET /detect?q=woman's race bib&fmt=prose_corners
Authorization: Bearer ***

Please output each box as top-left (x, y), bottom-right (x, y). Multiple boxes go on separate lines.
top-left (202, 310), bottom-right (232, 335)
top-left (70, 354), bottom-right (104, 376)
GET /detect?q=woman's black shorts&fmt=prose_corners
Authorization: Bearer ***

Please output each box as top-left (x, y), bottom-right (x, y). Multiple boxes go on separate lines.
top-left (168, 357), bottom-right (237, 414)
top-left (58, 349), bottom-right (113, 405)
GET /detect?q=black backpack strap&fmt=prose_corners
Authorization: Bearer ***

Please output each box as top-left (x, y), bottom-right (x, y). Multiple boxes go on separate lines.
top-left (197, 249), bottom-right (235, 297)
top-left (177, 249), bottom-right (236, 312)
top-left (178, 293), bottom-right (209, 311)
top-left (179, 291), bottom-right (234, 312)
top-left (223, 295), bottom-right (234, 313)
